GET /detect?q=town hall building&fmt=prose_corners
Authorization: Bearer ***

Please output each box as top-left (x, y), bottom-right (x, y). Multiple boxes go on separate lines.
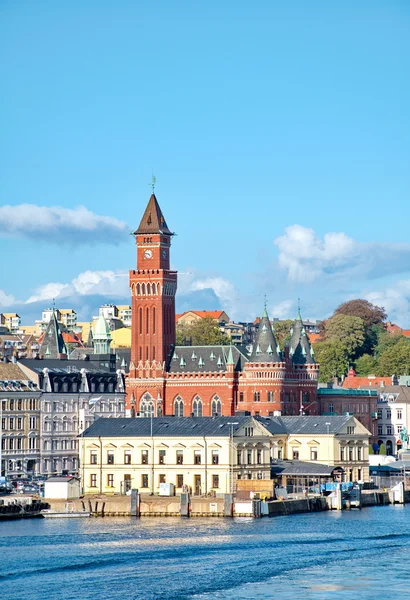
top-left (126, 194), bottom-right (319, 418)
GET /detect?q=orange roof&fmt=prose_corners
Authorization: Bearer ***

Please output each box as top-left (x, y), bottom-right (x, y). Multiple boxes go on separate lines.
top-left (385, 322), bottom-right (403, 334)
top-left (342, 375), bottom-right (392, 389)
top-left (62, 332), bottom-right (83, 345)
top-left (402, 330), bottom-right (410, 338)
top-left (309, 333), bottom-right (323, 344)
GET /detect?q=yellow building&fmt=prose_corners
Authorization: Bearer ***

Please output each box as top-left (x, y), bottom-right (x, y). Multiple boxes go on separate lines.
top-left (266, 415), bottom-right (371, 482)
top-left (2, 313), bottom-right (21, 333)
top-left (110, 327), bottom-right (131, 348)
top-left (81, 415), bottom-right (371, 496)
top-left (59, 309), bottom-right (77, 330)
top-left (81, 416), bottom-right (272, 495)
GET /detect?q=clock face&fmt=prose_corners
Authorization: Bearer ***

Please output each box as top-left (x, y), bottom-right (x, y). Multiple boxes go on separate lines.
top-left (144, 249), bottom-right (153, 259)
top-left (162, 250), bottom-right (167, 259)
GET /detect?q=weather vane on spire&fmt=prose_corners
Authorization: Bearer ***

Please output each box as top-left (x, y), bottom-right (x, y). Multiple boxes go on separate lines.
top-left (264, 294), bottom-right (267, 310)
top-left (150, 174), bottom-right (156, 193)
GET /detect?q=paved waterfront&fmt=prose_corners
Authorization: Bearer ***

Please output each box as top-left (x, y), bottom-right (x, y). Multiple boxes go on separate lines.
top-left (1, 506), bottom-right (409, 599)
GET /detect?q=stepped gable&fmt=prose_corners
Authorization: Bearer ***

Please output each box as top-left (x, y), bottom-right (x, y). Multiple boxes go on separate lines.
top-left (38, 311), bottom-right (67, 359)
top-left (133, 193), bottom-right (172, 235)
top-left (167, 345), bottom-right (248, 373)
top-left (288, 309), bottom-right (315, 365)
top-left (249, 307), bottom-right (281, 362)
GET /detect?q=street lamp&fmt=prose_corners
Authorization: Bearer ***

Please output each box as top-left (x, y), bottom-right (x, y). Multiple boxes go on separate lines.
top-left (326, 422), bottom-right (331, 467)
top-left (227, 422), bottom-right (238, 496)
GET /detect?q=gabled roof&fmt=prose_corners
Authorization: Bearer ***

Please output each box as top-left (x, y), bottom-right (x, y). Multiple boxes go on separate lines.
top-left (38, 311), bottom-right (67, 359)
top-left (167, 345), bottom-right (249, 373)
top-left (133, 194), bottom-right (172, 235)
top-left (249, 307), bottom-right (280, 362)
top-left (82, 416), bottom-right (257, 438)
top-left (278, 415), bottom-right (353, 435)
top-left (178, 310), bottom-right (228, 320)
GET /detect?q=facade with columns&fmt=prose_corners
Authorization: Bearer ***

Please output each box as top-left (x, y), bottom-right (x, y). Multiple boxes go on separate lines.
top-left (126, 194), bottom-right (319, 419)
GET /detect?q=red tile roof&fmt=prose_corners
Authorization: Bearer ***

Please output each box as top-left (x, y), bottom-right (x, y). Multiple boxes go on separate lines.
top-left (342, 374), bottom-right (393, 389)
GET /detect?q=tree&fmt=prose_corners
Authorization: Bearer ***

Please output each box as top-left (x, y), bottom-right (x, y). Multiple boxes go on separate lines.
top-left (176, 316), bottom-right (230, 346)
top-left (376, 338), bottom-right (410, 376)
top-left (332, 299), bottom-right (387, 357)
top-left (272, 319), bottom-right (293, 349)
top-left (373, 329), bottom-right (405, 358)
top-left (334, 299), bottom-right (387, 328)
top-left (379, 443), bottom-right (387, 456)
top-left (324, 314), bottom-right (365, 357)
top-left (354, 354), bottom-right (378, 376)
top-left (314, 340), bottom-right (350, 383)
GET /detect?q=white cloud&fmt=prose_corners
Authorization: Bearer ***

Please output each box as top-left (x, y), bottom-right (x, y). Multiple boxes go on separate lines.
top-left (176, 270), bottom-right (240, 318)
top-left (365, 280), bottom-right (410, 327)
top-left (0, 290), bottom-right (16, 308)
top-left (26, 270), bottom-right (129, 304)
top-left (270, 299), bottom-right (295, 319)
top-left (274, 225), bottom-right (410, 284)
top-left (274, 225), bottom-right (356, 283)
top-left (0, 204), bottom-right (129, 244)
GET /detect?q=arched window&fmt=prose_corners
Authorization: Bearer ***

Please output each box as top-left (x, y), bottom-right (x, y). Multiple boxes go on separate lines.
top-left (147, 283), bottom-right (151, 295)
top-left (140, 393), bottom-right (154, 417)
top-left (137, 283), bottom-right (141, 295)
top-left (192, 396), bottom-right (203, 417)
top-left (139, 308), bottom-right (142, 334)
top-left (174, 396), bottom-right (184, 417)
top-left (141, 283), bottom-right (146, 295)
top-left (146, 307), bottom-right (149, 333)
top-left (211, 395), bottom-right (222, 417)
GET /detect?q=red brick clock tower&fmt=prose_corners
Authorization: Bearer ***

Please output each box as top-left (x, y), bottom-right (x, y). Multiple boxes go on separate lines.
top-left (129, 194), bottom-right (177, 378)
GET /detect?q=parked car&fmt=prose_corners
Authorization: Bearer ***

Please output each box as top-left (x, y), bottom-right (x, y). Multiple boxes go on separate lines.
top-left (19, 484), bottom-right (39, 495)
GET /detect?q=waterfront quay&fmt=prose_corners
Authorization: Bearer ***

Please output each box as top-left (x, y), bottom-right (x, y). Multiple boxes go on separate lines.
top-left (41, 484), bottom-right (409, 518)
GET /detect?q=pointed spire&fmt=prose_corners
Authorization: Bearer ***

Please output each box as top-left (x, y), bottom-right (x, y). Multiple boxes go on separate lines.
top-left (249, 306), bottom-right (280, 362)
top-left (93, 313), bottom-right (112, 354)
top-left (134, 194), bottom-right (173, 235)
top-left (86, 322), bottom-right (94, 348)
top-left (288, 305), bottom-right (315, 365)
top-left (39, 310), bottom-right (67, 359)
top-left (227, 345), bottom-right (235, 366)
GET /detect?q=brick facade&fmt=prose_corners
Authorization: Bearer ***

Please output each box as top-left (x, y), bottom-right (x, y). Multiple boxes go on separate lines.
top-left (126, 194), bottom-right (319, 418)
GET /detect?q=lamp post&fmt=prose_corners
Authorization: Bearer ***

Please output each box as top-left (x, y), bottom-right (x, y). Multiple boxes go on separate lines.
top-left (227, 422), bottom-right (238, 496)
top-left (0, 402), bottom-right (3, 478)
top-left (150, 393), bottom-right (163, 496)
top-left (326, 422), bottom-right (331, 468)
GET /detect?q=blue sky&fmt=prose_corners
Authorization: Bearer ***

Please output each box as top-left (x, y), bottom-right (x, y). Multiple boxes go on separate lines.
top-left (1, 1), bottom-right (410, 325)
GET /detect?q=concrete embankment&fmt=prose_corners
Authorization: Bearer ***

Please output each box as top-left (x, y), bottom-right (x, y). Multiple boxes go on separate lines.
top-left (44, 494), bottom-right (328, 518)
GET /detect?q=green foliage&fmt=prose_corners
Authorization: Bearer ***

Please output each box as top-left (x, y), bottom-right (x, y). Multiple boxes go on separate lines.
top-left (379, 443), bottom-right (386, 455)
top-left (314, 340), bottom-right (350, 383)
top-left (376, 338), bottom-right (410, 376)
top-left (176, 316), bottom-right (230, 346)
top-left (354, 354), bottom-right (378, 376)
top-left (272, 319), bottom-right (293, 349)
top-left (368, 444), bottom-right (373, 455)
top-left (324, 314), bottom-right (365, 357)
top-left (373, 329), bottom-right (405, 358)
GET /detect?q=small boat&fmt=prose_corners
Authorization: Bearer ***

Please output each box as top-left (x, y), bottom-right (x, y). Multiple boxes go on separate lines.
top-left (41, 502), bottom-right (91, 518)
top-left (41, 509), bottom-right (91, 518)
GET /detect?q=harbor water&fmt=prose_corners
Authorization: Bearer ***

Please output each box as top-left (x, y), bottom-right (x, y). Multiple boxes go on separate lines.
top-left (1, 506), bottom-right (410, 599)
